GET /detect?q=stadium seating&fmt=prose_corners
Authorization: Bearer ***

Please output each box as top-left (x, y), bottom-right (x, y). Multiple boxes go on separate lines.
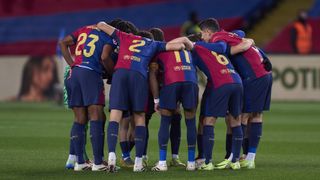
top-left (264, 0), bottom-right (320, 53)
top-left (0, 0), bottom-right (275, 55)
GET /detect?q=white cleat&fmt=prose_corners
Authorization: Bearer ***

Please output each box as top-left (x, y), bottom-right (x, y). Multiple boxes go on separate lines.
top-left (74, 163), bottom-right (91, 171)
top-left (92, 163), bottom-right (108, 171)
top-left (65, 155), bottom-right (76, 169)
top-left (133, 164), bottom-right (147, 172)
top-left (151, 162), bottom-right (168, 172)
top-left (186, 162), bottom-right (196, 171)
top-left (107, 153), bottom-right (117, 173)
top-left (195, 158), bottom-right (205, 169)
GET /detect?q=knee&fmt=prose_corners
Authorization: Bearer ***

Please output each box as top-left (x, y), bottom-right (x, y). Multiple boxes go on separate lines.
top-left (250, 113), bottom-right (263, 123)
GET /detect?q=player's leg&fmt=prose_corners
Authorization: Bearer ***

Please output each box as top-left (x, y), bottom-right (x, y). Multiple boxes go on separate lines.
top-left (241, 113), bottom-right (251, 158)
top-left (226, 84), bottom-right (244, 170)
top-left (132, 112), bottom-right (147, 172)
top-left (215, 115), bottom-right (232, 168)
top-left (107, 69), bottom-right (129, 172)
top-left (128, 118), bottom-right (136, 152)
top-left (169, 110), bottom-right (184, 167)
top-left (119, 114), bottom-right (134, 167)
top-left (143, 112), bottom-right (152, 166)
top-left (199, 116), bottom-right (216, 171)
top-left (196, 115), bottom-right (205, 168)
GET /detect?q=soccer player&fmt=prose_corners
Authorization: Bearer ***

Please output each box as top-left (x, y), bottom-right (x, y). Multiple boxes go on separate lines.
top-left (210, 27), bottom-right (272, 169)
top-left (190, 22), bottom-right (253, 170)
top-left (59, 22), bottom-right (117, 171)
top-left (97, 21), bottom-right (193, 172)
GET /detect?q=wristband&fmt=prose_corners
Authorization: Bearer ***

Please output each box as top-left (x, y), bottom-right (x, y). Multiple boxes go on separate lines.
top-left (154, 98), bottom-right (159, 104)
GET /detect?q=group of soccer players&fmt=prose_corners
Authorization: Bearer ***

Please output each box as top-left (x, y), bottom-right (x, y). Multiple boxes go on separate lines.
top-left (59, 17), bottom-right (272, 172)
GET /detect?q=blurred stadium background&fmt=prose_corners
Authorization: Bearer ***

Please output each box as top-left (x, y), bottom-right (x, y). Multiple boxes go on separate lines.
top-left (0, 0), bottom-right (320, 179)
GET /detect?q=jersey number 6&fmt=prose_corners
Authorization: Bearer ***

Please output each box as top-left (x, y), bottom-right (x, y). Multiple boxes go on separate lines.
top-left (211, 51), bottom-right (229, 65)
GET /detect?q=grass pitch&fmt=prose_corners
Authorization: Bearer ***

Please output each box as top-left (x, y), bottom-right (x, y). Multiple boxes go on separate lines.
top-left (0, 102), bottom-right (320, 180)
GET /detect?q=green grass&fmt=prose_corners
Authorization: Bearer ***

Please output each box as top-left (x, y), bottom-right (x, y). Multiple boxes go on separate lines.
top-left (0, 102), bottom-right (320, 179)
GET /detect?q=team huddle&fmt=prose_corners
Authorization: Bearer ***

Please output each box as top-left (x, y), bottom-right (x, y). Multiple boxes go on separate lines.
top-left (59, 18), bottom-right (272, 172)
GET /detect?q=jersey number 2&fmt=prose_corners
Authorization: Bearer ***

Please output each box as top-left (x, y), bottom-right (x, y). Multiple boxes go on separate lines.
top-left (75, 33), bottom-right (99, 57)
top-left (129, 40), bottom-right (146, 53)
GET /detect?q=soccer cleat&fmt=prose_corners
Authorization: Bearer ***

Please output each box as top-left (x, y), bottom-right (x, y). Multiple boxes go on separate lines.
top-left (229, 161), bottom-right (241, 170)
top-left (240, 159), bottom-right (255, 169)
top-left (186, 162), bottom-right (196, 171)
top-left (215, 159), bottom-right (230, 170)
top-left (120, 158), bottom-right (134, 168)
top-left (198, 162), bottom-right (214, 171)
top-left (142, 156), bottom-right (148, 167)
top-left (74, 163), bottom-right (91, 171)
top-left (195, 158), bottom-right (205, 169)
top-left (65, 157), bottom-right (76, 169)
top-left (151, 163), bottom-right (168, 172)
top-left (133, 164), bottom-right (147, 172)
top-left (170, 158), bottom-right (186, 167)
top-left (92, 164), bottom-right (108, 171)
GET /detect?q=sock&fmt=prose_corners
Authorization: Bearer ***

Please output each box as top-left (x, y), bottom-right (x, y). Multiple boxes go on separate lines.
top-left (241, 123), bottom-right (248, 155)
top-left (186, 117), bottom-right (196, 162)
top-left (197, 134), bottom-right (204, 158)
top-left (72, 122), bottom-right (86, 164)
top-left (107, 121), bottom-right (119, 153)
top-left (90, 120), bottom-right (104, 165)
top-left (120, 141), bottom-right (130, 159)
top-left (231, 126), bottom-right (243, 163)
top-left (228, 153), bottom-right (233, 161)
top-left (172, 154), bottom-right (179, 159)
top-left (248, 122), bottom-right (262, 155)
top-left (202, 125), bottom-right (214, 164)
top-left (143, 126), bottom-right (149, 156)
top-left (246, 152), bottom-right (256, 161)
top-left (170, 114), bottom-right (181, 155)
top-left (83, 124), bottom-right (89, 161)
top-left (69, 123), bottom-right (76, 155)
top-left (158, 115), bottom-right (171, 161)
top-left (135, 126), bottom-right (146, 158)
top-left (135, 157), bottom-right (143, 166)
top-left (225, 134), bottom-right (232, 159)
top-left (128, 140), bottom-right (135, 152)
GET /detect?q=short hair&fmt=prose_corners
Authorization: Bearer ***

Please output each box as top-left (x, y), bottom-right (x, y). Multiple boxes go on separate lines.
top-left (187, 33), bottom-right (201, 42)
top-left (149, 28), bottom-right (165, 41)
top-left (116, 21), bottom-right (139, 34)
top-left (138, 30), bottom-right (154, 39)
top-left (108, 18), bottom-right (123, 27)
top-left (198, 18), bottom-right (220, 32)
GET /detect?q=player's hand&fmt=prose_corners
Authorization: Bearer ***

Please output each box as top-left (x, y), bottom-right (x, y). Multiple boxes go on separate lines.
top-left (154, 98), bottom-right (160, 113)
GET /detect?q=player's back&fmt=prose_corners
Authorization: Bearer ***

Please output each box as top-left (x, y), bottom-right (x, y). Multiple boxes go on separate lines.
top-left (112, 30), bottom-right (166, 78)
top-left (193, 43), bottom-right (242, 89)
top-left (211, 30), bottom-right (269, 80)
top-left (155, 50), bottom-right (197, 86)
top-left (72, 25), bottom-right (115, 74)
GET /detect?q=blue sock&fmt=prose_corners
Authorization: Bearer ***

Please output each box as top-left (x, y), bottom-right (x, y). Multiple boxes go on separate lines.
top-left (202, 125), bottom-right (214, 164)
top-left (170, 114), bottom-right (181, 155)
top-left (241, 124), bottom-right (248, 155)
top-left (135, 126), bottom-right (146, 158)
top-left (225, 134), bottom-right (232, 159)
top-left (120, 141), bottom-right (130, 159)
top-left (128, 141), bottom-right (135, 152)
top-left (231, 126), bottom-right (243, 162)
top-left (143, 126), bottom-right (149, 156)
top-left (72, 122), bottom-right (86, 164)
top-left (107, 121), bottom-right (119, 153)
top-left (69, 123), bottom-right (76, 155)
top-left (248, 122), bottom-right (262, 153)
top-left (90, 120), bottom-right (104, 165)
top-left (197, 134), bottom-right (204, 158)
top-left (186, 117), bottom-right (196, 162)
top-left (158, 115), bottom-right (171, 161)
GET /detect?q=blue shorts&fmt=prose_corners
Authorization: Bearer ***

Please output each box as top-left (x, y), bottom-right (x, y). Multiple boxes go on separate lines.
top-left (65, 67), bottom-right (105, 108)
top-left (160, 82), bottom-right (198, 110)
top-left (109, 69), bottom-right (148, 112)
top-left (243, 74), bottom-right (272, 113)
top-left (200, 83), bottom-right (243, 118)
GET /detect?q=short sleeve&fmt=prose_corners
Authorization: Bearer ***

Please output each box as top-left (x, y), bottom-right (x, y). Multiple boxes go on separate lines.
top-left (100, 31), bottom-right (117, 49)
top-left (154, 41), bottom-right (167, 52)
top-left (71, 28), bottom-right (81, 44)
top-left (111, 29), bottom-right (124, 44)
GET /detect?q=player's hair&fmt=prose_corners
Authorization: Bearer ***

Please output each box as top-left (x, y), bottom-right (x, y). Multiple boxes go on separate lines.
top-left (149, 28), bottom-right (165, 41)
top-left (18, 56), bottom-right (59, 100)
top-left (198, 18), bottom-right (220, 32)
top-left (116, 21), bottom-right (139, 35)
top-left (187, 33), bottom-right (201, 42)
top-left (108, 18), bottom-right (123, 27)
top-left (138, 31), bottom-right (154, 39)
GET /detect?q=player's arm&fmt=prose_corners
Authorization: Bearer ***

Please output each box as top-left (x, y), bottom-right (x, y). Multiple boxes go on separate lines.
top-left (149, 61), bottom-right (160, 112)
top-left (230, 38), bottom-right (254, 55)
top-left (195, 41), bottom-right (227, 54)
top-left (168, 37), bottom-right (194, 50)
top-left (101, 44), bottom-right (115, 74)
top-left (58, 35), bottom-right (75, 66)
top-left (97, 21), bottom-right (116, 36)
